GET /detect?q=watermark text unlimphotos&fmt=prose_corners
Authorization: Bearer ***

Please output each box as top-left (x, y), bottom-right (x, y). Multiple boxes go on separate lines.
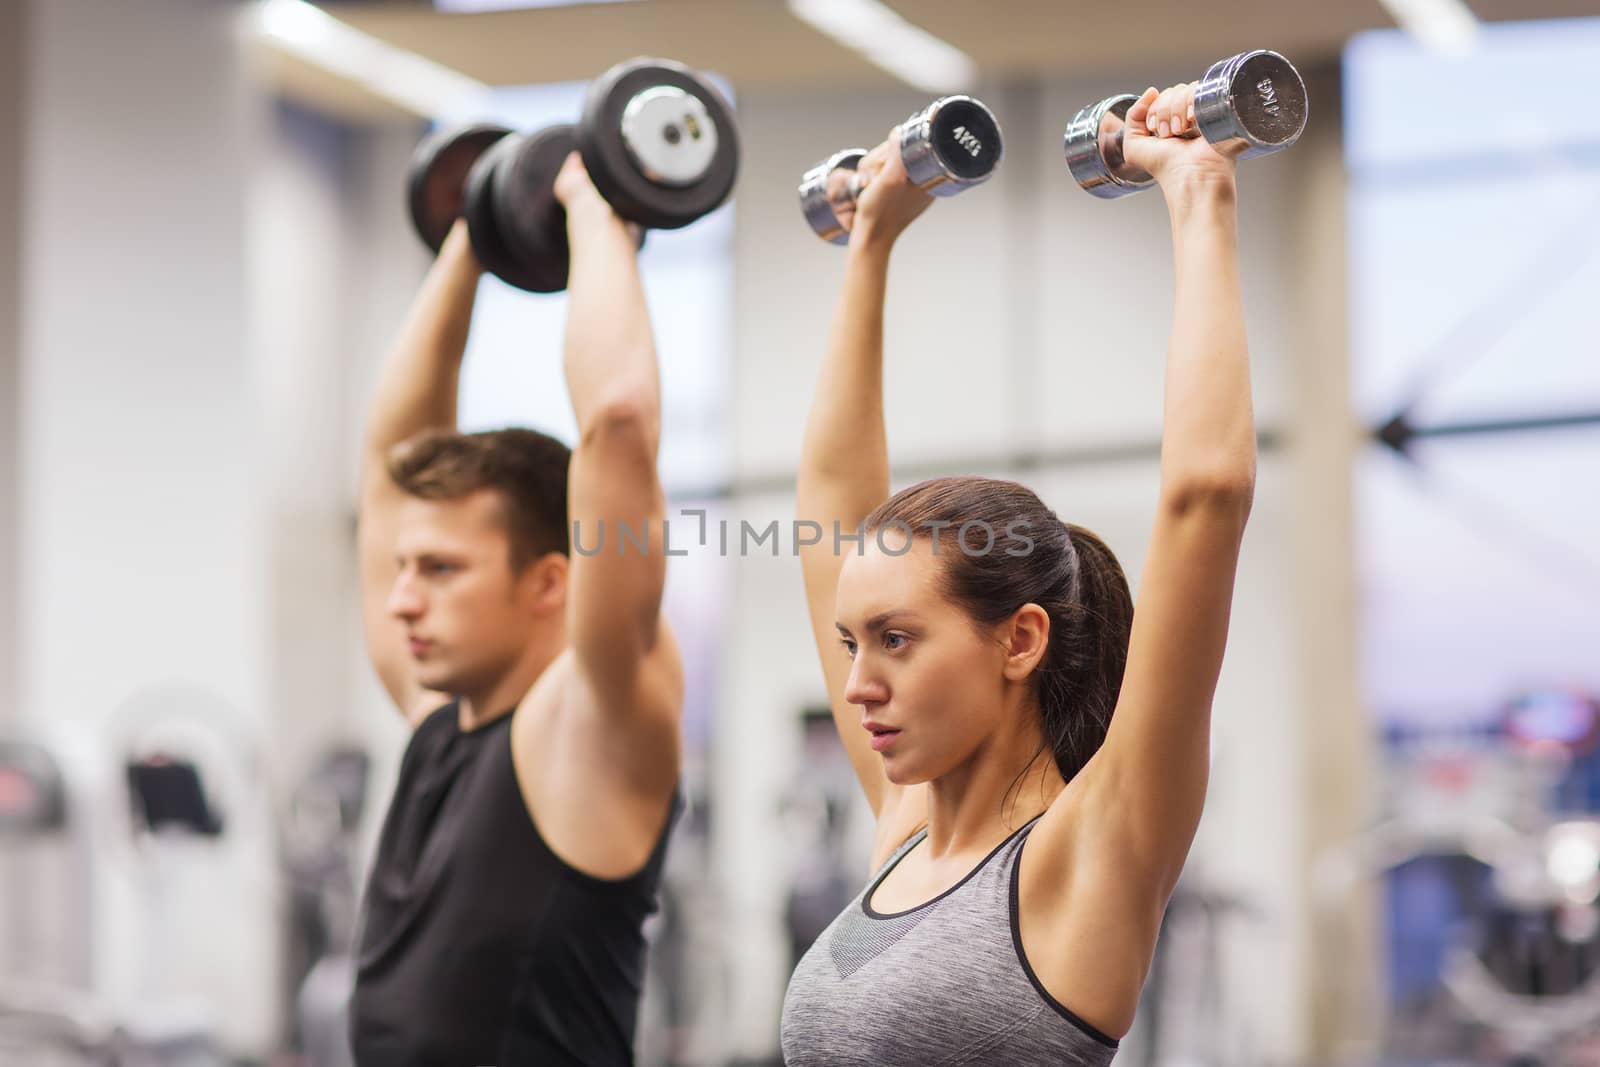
top-left (571, 510), bottom-right (1037, 558)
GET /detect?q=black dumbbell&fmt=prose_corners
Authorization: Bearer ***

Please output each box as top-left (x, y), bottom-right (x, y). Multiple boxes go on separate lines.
top-left (1063, 49), bottom-right (1308, 199)
top-left (797, 95), bottom-right (1003, 245)
top-left (406, 57), bottom-right (739, 292)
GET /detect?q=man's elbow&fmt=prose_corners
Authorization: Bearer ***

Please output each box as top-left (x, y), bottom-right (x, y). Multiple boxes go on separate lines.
top-left (579, 386), bottom-right (660, 454)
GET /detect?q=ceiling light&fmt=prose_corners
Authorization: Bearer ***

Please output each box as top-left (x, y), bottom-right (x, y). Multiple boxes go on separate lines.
top-left (1378, 0), bottom-right (1480, 55)
top-left (255, 0), bottom-right (492, 119)
top-left (435, 0), bottom-right (642, 11)
top-left (788, 0), bottom-right (978, 94)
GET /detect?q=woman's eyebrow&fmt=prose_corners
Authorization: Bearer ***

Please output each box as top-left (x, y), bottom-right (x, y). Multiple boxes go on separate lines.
top-left (838, 611), bottom-right (922, 635)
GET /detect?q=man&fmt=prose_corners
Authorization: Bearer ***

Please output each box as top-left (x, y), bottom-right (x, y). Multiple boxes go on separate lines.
top-left (347, 153), bottom-right (684, 1067)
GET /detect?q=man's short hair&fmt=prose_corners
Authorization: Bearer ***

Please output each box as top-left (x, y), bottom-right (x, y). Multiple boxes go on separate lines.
top-left (388, 428), bottom-right (571, 571)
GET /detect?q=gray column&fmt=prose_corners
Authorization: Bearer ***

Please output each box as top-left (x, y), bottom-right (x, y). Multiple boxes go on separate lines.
top-left (0, 0), bottom-right (23, 731)
top-left (1285, 62), bottom-right (1384, 1061)
top-left (252, 99), bottom-right (432, 784)
top-left (252, 98), bottom-right (371, 784)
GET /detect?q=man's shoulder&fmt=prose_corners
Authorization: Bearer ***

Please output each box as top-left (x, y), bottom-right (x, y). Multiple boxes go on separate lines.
top-left (524, 624), bottom-right (685, 725)
top-left (509, 636), bottom-right (683, 775)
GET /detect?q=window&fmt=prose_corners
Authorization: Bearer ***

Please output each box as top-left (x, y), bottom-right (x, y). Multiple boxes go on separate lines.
top-left (1345, 17), bottom-right (1600, 1018)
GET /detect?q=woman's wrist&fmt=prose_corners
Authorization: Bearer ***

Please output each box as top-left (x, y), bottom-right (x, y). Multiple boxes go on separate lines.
top-left (1161, 171), bottom-right (1238, 221)
top-left (847, 223), bottom-right (897, 263)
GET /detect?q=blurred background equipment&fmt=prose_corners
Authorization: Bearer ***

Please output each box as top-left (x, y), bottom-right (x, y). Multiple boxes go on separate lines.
top-left (282, 747), bottom-right (371, 1067)
top-left (1317, 690), bottom-right (1600, 1067)
top-left (0, 724), bottom-right (234, 1066)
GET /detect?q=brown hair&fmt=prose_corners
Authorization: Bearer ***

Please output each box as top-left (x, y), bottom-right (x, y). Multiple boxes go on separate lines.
top-left (863, 476), bottom-right (1133, 786)
top-left (387, 428), bottom-right (571, 571)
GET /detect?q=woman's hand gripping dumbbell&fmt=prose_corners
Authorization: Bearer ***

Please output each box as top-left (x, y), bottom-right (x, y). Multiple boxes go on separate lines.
top-left (798, 95), bottom-right (1003, 245)
top-left (1063, 49), bottom-right (1308, 199)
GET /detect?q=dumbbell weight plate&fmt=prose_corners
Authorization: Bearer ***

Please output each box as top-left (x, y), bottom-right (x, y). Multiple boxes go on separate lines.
top-left (578, 57), bottom-right (740, 230)
top-left (407, 123), bottom-right (515, 253)
top-left (490, 124), bottom-right (582, 295)
top-left (1194, 49), bottom-right (1308, 160)
top-left (1062, 94), bottom-right (1153, 199)
top-left (900, 95), bottom-right (1003, 195)
top-left (462, 132), bottom-right (559, 294)
top-left (464, 125), bottom-right (651, 295)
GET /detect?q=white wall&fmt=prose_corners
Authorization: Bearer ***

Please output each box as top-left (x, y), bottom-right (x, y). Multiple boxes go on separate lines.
top-left (17, 0), bottom-right (268, 853)
top-left (16, 0), bottom-right (278, 1053)
top-left (19, 0), bottom-right (268, 743)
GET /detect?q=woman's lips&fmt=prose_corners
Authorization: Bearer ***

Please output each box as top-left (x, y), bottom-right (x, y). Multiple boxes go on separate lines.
top-left (864, 722), bottom-right (901, 752)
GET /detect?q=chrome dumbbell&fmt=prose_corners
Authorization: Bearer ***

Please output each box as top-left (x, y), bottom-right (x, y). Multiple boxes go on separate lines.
top-left (798, 95), bottom-right (1004, 244)
top-left (1063, 49), bottom-right (1308, 199)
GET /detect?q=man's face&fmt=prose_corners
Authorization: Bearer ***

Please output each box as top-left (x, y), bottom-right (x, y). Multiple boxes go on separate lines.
top-left (386, 489), bottom-right (556, 698)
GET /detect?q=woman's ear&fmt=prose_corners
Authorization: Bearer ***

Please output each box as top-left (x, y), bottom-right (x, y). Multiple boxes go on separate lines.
top-left (1001, 604), bottom-right (1050, 681)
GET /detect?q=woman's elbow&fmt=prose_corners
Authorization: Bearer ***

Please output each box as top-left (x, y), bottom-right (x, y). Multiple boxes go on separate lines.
top-left (1160, 465), bottom-right (1256, 520)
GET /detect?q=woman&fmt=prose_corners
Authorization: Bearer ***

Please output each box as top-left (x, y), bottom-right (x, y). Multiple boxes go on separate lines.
top-left (780, 81), bottom-right (1256, 1065)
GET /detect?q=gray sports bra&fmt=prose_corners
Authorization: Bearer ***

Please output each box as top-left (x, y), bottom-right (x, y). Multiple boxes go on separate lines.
top-left (780, 816), bottom-right (1120, 1066)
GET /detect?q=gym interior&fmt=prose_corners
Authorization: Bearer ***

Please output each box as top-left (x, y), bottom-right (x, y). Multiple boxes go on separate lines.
top-left (0, 1), bottom-right (1597, 1065)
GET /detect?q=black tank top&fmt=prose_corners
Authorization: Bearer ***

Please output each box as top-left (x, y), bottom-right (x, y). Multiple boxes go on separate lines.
top-left (349, 703), bottom-right (677, 1066)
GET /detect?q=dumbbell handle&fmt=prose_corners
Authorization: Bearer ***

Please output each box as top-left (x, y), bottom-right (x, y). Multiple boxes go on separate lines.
top-left (798, 148), bottom-right (868, 246)
top-left (844, 162), bottom-right (872, 203)
top-left (799, 95), bottom-right (1003, 245)
top-left (1106, 118), bottom-right (1201, 152)
top-left (1092, 85), bottom-right (1265, 157)
top-left (1064, 50), bottom-right (1308, 199)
